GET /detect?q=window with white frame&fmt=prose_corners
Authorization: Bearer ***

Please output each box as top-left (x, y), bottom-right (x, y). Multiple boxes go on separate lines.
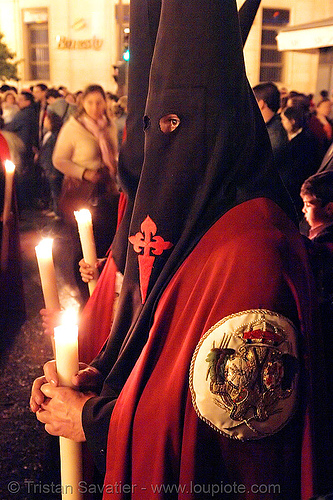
top-left (260, 8), bottom-right (290, 83)
top-left (23, 9), bottom-right (50, 81)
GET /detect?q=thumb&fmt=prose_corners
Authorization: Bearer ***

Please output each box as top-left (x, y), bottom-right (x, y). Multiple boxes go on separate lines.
top-left (40, 383), bottom-right (56, 398)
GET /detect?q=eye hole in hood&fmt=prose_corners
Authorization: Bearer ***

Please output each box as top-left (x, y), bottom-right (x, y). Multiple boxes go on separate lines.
top-left (159, 114), bottom-right (181, 134)
top-left (143, 115), bottom-right (151, 131)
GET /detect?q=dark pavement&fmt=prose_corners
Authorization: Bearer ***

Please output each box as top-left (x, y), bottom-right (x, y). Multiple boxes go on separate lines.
top-left (0, 209), bottom-right (86, 500)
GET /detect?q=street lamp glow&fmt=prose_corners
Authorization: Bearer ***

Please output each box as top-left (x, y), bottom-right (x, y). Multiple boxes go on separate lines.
top-left (123, 49), bottom-right (130, 61)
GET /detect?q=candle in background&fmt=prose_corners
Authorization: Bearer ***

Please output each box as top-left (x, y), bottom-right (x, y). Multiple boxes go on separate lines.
top-left (2, 160), bottom-right (15, 224)
top-left (74, 209), bottom-right (99, 295)
top-left (54, 310), bottom-right (83, 500)
top-left (0, 160), bottom-right (16, 270)
top-left (35, 238), bottom-right (60, 311)
top-left (35, 238), bottom-right (60, 356)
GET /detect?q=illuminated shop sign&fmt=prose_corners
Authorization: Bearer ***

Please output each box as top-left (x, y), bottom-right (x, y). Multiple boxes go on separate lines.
top-left (57, 35), bottom-right (103, 50)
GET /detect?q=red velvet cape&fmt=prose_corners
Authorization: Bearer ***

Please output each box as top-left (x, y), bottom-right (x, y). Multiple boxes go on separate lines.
top-left (102, 198), bottom-right (328, 500)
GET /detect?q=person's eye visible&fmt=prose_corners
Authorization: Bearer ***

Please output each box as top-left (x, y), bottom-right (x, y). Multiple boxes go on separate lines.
top-left (159, 114), bottom-right (181, 134)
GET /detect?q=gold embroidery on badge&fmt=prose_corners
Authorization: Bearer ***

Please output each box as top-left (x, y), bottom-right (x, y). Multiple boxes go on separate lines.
top-left (190, 310), bottom-right (299, 440)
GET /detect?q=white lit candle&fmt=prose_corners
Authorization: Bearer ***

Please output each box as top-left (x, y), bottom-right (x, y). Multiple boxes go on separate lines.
top-left (54, 310), bottom-right (79, 386)
top-left (74, 209), bottom-right (99, 295)
top-left (54, 310), bottom-right (83, 500)
top-left (35, 238), bottom-right (60, 311)
top-left (2, 160), bottom-right (15, 224)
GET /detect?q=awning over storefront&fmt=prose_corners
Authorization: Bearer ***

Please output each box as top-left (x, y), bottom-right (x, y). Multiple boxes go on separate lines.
top-left (277, 17), bottom-right (333, 51)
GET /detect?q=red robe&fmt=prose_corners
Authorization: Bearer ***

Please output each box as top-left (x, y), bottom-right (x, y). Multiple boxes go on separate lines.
top-left (102, 198), bottom-right (326, 499)
top-left (79, 192), bottom-right (127, 364)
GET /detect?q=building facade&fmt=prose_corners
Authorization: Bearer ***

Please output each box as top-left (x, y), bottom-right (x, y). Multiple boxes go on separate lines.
top-left (240, 0), bottom-right (333, 98)
top-left (0, 0), bottom-right (129, 93)
top-left (0, 0), bottom-right (333, 97)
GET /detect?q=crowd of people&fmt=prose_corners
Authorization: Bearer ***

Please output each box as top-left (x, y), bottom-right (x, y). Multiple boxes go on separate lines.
top-left (0, 82), bottom-right (128, 304)
top-left (0, 82), bottom-right (127, 221)
top-left (253, 82), bottom-right (333, 215)
top-left (3, 80), bottom-right (333, 227)
top-left (3, 1), bottom-right (333, 496)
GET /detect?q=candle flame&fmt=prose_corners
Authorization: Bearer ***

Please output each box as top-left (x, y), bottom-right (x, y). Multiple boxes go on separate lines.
top-left (61, 308), bottom-right (78, 327)
top-left (35, 238), bottom-right (54, 257)
top-left (5, 160), bottom-right (15, 173)
top-left (54, 309), bottom-right (79, 344)
top-left (74, 209), bottom-right (92, 224)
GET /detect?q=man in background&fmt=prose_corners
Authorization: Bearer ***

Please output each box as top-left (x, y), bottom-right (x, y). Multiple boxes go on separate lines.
top-left (33, 83), bottom-right (48, 146)
top-left (253, 82), bottom-right (289, 165)
top-left (4, 91), bottom-right (38, 209)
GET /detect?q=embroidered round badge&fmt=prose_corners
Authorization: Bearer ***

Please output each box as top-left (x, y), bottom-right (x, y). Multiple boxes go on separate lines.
top-left (189, 309), bottom-right (299, 440)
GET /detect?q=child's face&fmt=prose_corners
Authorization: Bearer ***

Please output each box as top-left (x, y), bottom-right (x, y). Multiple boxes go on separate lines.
top-left (301, 194), bottom-right (331, 229)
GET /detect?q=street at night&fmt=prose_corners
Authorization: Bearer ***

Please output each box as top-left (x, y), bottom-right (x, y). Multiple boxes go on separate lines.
top-left (0, 209), bottom-right (84, 500)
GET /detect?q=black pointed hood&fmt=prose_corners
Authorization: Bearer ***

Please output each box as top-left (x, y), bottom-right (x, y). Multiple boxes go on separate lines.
top-left (105, 0), bottom-right (295, 392)
top-left (239, 0), bottom-right (261, 44)
top-left (118, 0), bottom-right (294, 299)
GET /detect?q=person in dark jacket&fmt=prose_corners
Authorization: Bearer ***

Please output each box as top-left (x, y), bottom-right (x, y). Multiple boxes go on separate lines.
top-left (252, 82), bottom-right (289, 168)
top-left (38, 111), bottom-right (64, 218)
top-left (4, 91), bottom-right (38, 209)
top-left (281, 105), bottom-right (321, 217)
top-left (317, 141), bottom-right (333, 173)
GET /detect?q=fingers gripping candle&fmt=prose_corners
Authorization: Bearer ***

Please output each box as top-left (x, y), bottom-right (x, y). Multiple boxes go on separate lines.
top-left (74, 209), bottom-right (99, 295)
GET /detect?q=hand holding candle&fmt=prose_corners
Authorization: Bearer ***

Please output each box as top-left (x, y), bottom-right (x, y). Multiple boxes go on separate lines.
top-left (74, 209), bottom-right (99, 295)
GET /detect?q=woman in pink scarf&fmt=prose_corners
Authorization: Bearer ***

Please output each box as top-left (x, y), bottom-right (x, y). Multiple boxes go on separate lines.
top-left (53, 84), bottom-right (119, 300)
